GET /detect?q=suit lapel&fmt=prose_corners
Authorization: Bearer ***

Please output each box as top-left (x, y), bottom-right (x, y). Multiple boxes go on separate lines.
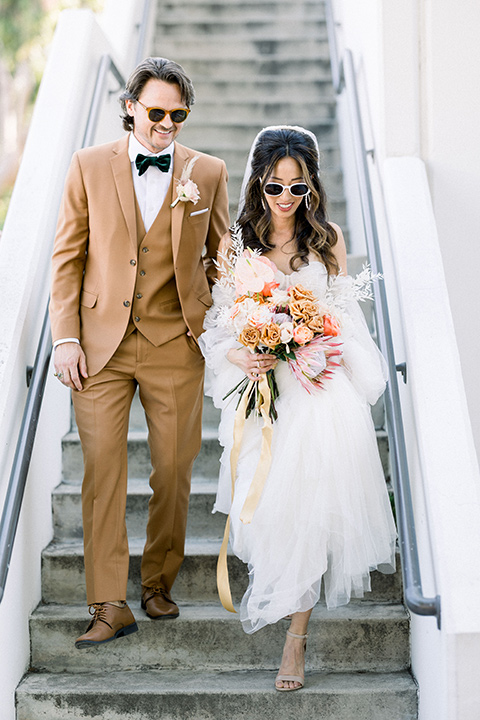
top-left (110, 135), bottom-right (137, 253)
top-left (170, 142), bottom-right (191, 263)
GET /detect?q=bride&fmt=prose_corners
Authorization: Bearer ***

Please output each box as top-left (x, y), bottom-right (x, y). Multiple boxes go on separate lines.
top-left (199, 126), bottom-right (396, 692)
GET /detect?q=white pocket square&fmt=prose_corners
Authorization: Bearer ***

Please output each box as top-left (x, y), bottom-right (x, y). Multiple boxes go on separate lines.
top-left (190, 207), bottom-right (209, 217)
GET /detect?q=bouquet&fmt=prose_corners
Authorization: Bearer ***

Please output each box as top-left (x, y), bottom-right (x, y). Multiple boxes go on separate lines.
top-left (219, 248), bottom-right (344, 420)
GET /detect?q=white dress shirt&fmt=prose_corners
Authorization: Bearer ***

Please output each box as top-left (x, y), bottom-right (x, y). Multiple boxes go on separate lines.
top-left (54, 134), bottom-right (175, 350)
top-left (128, 133), bottom-right (174, 232)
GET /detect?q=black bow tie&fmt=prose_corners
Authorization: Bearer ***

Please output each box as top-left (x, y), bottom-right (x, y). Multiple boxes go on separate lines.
top-left (135, 153), bottom-right (171, 176)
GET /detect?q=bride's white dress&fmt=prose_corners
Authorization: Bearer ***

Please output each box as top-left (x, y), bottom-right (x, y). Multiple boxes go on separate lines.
top-left (199, 261), bottom-right (397, 634)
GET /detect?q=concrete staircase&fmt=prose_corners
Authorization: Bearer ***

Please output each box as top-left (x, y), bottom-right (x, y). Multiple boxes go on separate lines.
top-left (15, 0), bottom-right (418, 717)
top-left (155, 0), bottom-right (346, 224)
top-left (16, 397), bottom-right (416, 719)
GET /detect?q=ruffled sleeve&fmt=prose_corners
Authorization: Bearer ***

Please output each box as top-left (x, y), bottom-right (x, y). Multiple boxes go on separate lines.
top-left (198, 283), bottom-right (245, 409)
top-left (329, 275), bottom-right (388, 405)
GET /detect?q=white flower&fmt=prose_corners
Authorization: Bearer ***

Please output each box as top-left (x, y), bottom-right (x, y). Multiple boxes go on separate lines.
top-left (279, 321), bottom-right (294, 344)
top-left (247, 303), bottom-right (273, 329)
top-left (234, 251), bottom-right (276, 295)
top-left (270, 288), bottom-right (290, 305)
top-left (171, 156), bottom-right (201, 207)
top-left (228, 297), bottom-right (257, 333)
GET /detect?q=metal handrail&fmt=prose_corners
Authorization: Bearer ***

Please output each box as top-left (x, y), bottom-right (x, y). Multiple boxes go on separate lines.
top-left (325, 0), bottom-right (441, 627)
top-left (0, 15), bottom-right (150, 603)
top-left (135, 0), bottom-right (153, 67)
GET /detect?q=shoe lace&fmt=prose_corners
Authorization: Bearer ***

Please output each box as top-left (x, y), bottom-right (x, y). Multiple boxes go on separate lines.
top-left (88, 603), bottom-right (113, 628)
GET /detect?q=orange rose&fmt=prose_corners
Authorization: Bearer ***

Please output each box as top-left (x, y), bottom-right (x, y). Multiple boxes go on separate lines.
top-left (293, 325), bottom-right (314, 345)
top-left (260, 323), bottom-right (282, 349)
top-left (323, 314), bottom-right (341, 337)
top-left (262, 280), bottom-right (280, 297)
top-left (290, 299), bottom-right (319, 322)
top-left (288, 284), bottom-right (317, 302)
top-left (239, 326), bottom-right (261, 350)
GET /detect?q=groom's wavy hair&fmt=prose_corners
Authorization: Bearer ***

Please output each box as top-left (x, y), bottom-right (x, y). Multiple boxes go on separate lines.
top-left (239, 127), bottom-right (339, 275)
top-left (119, 57), bottom-right (195, 132)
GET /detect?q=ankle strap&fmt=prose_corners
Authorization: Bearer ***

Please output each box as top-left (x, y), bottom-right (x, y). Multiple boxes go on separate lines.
top-left (286, 629), bottom-right (308, 640)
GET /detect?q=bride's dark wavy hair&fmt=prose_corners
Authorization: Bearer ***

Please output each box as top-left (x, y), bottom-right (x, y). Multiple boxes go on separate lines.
top-left (238, 127), bottom-right (339, 275)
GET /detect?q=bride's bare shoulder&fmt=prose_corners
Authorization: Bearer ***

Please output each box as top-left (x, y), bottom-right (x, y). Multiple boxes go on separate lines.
top-left (328, 222), bottom-right (347, 275)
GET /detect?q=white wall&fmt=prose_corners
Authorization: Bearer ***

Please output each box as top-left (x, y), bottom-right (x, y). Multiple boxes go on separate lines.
top-left (332, 0), bottom-right (480, 717)
top-left (0, 3), bottom-right (149, 716)
top-left (420, 0), bottom-right (480, 462)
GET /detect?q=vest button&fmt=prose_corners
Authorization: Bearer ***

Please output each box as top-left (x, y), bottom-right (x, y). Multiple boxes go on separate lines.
top-left (136, 293), bottom-right (143, 299)
top-left (130, 259), bottom-right (136, 266)
top-left (140, 270), bottom-right (146, 276)
top-left (123, 300), bottom-right (130, 307)
top-left (142, 247), bottom-right (149, 253)
top-left (135, 316), bottom-right (141, 322)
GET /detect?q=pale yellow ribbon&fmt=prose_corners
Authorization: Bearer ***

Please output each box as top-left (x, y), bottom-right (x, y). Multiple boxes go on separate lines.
top-left (217, 374), bottom-right (274, 613)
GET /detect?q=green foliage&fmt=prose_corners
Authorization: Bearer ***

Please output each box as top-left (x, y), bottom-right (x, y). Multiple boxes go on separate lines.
top-left (0, 0), bottom-right (104, 71)
top-left (0, 0), bottom-right (104, 223)
top-left (0, 0), bottom-right (44, 70)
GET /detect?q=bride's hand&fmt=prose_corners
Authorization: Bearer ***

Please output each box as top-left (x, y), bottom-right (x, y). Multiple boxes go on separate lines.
top-left (227, 347), bottom-right (277, 381)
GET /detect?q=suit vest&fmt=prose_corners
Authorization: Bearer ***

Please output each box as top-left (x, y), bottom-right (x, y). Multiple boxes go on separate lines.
top-left (124, 188), bottom-right (187, 345)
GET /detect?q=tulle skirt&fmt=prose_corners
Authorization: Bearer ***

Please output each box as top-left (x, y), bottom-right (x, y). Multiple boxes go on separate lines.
top-left (213, 361), bottom-right (397, 634)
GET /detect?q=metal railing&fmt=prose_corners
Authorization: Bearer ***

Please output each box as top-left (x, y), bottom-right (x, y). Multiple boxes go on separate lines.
top-left (325, 0), bottom-right (441, 627)
top-left (0, 1), bottom-right (154, 603)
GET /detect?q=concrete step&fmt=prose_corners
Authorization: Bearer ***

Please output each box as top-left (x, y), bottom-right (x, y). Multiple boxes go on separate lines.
top-left (29, 602), bottom-right (410, 674)
top-left (60, 427), bottom-right (390, 482)
top-left (154, 36), bottom-right (330, 60)
top-left (156, 0), bottom-right (327, 14)
top-left (157, 19), bottom-right (328, 37)
top-left (176, 119), bottom-right (337, 148)
top-left (156, 2), bottom-right (327, 23)
top-left (41, 535), bottom-right (402, 605)
top-left (154, 56), bottom-right (332, 80)
top-left (16, 669), bottom-right (417, 720)
top-left (191, 76), bottom-right (335, 101)
top-left (190, 98), bottom-right (336, 123)
top-left (52, 479), bottom-right (224, 541)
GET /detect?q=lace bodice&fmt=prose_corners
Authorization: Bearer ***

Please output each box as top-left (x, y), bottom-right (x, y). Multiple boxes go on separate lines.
top-left (274, 260), bottom-right (328, 294)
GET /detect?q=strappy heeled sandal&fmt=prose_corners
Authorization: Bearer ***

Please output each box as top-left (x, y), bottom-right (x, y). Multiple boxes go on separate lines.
top-left (275, 629), bottom-right (308, 692)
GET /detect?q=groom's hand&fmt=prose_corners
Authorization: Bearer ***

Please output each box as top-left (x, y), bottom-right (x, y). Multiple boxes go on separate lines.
top-left (54, 342), bottom-right (88, 391)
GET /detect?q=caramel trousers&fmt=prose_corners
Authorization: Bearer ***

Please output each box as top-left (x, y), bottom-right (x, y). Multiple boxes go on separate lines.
top-left (72, 331), bottom-right (205, 605)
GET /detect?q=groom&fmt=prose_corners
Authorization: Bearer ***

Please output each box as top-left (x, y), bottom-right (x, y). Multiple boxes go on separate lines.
top-left (50, 57), bottom-right (229, 648)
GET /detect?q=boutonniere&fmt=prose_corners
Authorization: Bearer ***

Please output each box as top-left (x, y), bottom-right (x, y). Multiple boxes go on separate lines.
top-left (171, 155), bottom-right (201, 208)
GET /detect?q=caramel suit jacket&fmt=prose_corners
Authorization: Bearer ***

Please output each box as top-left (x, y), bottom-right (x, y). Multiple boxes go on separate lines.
top-left (50, 134), bottom-right (229, 377)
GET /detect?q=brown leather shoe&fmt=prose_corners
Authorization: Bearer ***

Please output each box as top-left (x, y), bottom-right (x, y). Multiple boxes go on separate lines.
top-left (141, 586), bottom-right (179, 619)
top-left (75, 603), bottom-right (138, 649)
